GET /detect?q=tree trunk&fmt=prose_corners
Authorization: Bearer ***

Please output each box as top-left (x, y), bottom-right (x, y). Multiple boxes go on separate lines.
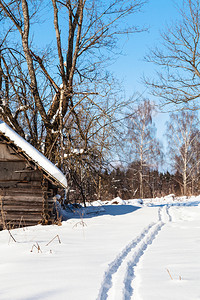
top-left (139, 169), bottom-right (143, 199)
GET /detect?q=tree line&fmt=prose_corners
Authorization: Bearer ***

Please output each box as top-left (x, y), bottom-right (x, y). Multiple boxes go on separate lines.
top-left (65, 100), bottom-right (200, 202)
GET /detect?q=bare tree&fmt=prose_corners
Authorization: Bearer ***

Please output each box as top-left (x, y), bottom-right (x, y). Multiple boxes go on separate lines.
top-left (126, 100), bottom-right (163, 198)
top-left (166, 110), bottom-right (200, 195)
top-left (0, 0), bottom-right (146, 163)
top-left (144, 0), bottom-right (200, 108)
top-left (62, 81), bottom-right (128, 204)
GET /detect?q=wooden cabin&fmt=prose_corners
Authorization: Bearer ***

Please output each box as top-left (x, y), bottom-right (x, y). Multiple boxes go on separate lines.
top-left (0, 121), bottom-right (68, 229)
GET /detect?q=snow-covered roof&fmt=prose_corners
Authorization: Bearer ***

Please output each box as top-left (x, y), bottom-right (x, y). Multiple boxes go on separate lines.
top-left (0, 121), bottom-right (68, 189)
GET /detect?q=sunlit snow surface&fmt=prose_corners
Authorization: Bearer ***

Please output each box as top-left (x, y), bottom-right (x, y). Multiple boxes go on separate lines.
top-left (0, 121), bottom-right (67, 188)
top-left (0, 195), bottom-right (200, 300)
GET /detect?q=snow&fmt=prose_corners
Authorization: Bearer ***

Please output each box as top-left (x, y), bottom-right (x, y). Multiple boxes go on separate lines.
top-left (0, 121), bottom-right (67, 189)
top-left (1, 195), bottom-right (200, 299)
top-left (64, 148), bottom-right (85, 158)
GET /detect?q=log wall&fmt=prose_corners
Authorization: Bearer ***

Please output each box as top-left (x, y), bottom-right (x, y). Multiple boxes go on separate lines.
top-left (0, 142), bottom-right (56, 229)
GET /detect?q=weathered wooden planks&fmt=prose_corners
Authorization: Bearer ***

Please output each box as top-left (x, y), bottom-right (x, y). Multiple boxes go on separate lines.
top-left (0, 161), bottom-right (42, 181)
top-left (0, 144), bottom-right (23, 161)
top-left (0, 187), bottom-right (43, 195)
top-left (0, 139), bottom-right (60, 229)
top-left (1, 195), bottom-right (44, 201)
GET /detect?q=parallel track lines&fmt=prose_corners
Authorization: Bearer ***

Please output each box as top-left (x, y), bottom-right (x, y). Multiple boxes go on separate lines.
top-left (97, 205), bottom-right (172, 300)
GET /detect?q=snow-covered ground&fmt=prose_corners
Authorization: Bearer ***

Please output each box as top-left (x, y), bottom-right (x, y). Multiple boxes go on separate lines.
top-left (1, 195), bottom-right (200, 299)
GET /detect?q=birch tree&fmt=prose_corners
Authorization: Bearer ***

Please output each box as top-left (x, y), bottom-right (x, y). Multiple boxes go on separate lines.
top-left (166, 110), bottom-right (200, 195)
top-left (126, 100), bottom-right (163, 198)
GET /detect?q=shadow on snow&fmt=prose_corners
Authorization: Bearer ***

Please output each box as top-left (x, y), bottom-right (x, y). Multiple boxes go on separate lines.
top-left (62, 204), bottom-right (141, 220)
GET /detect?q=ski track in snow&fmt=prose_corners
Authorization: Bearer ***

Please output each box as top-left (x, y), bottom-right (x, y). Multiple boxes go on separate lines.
top-left (96, 222), bottom-right (156, 300)
top-left (97, 205), bottom-right (172, 300)
top-left (166, 205), bottom-right (172, 222)
top-left (123, 221), bottom-right (164, 300)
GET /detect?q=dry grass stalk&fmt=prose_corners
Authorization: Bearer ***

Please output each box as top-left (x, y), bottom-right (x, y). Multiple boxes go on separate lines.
top-left (45, 234), bottom-right (61, 246)
top-left (18, 216), bottom-right (27, 230)
top-left (72, 210), bottom-right (87, 240)
top-left (73, 219), bottom-right (87, 228)
top-left (73, 210), bottom-right (87, 228)
top-left (7, 228), bottom-right (17, 243)
top-left (166, 268), bottom-right (173, 280)
top-left (30, 242), bottom-right (42, 253)
top-left (0, 196), bottom-right (17, 242)
top-left (0, 195), bottom-right (6, 230)
top-left (166, 269), bottom-right (183, 280)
